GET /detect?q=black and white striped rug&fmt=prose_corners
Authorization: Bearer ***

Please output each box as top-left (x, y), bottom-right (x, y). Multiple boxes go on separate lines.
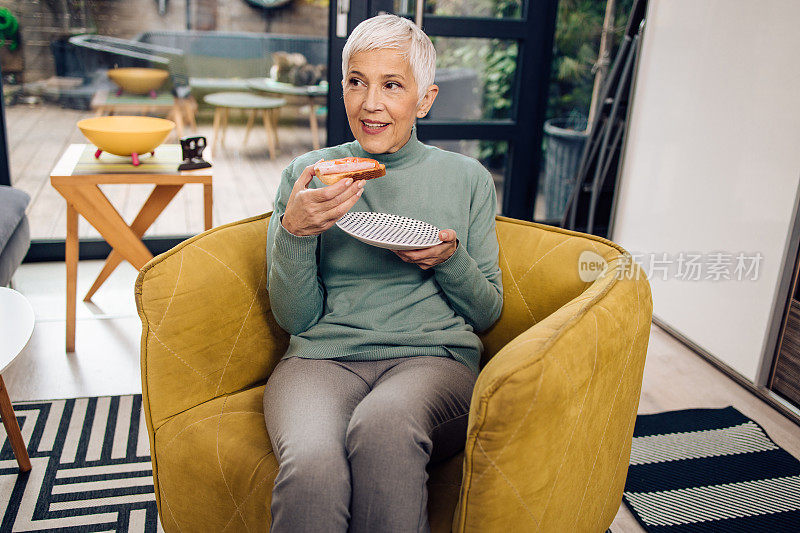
top-left (4, 397), bottom-right (799, 532)
top-left (0, 394), bottom-right (161, 532)
top-left (623, 406), bottom-right (800, 532)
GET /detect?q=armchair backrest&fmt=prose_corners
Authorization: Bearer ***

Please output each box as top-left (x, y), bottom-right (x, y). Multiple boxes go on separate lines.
top-left (136, 213), bottom-right (633, 428)
top-left (478, 216), bottom-right (628, 367)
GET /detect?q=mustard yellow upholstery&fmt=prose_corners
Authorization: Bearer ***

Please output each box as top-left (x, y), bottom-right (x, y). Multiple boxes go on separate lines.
top-left (135, 213), bottom-right (652, 532)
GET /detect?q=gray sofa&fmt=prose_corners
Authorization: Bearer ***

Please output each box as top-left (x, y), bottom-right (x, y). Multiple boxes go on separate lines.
top-left (134, 30), bottom-right (328, 99)
top-left (0, 186), bottom-right (30, 286)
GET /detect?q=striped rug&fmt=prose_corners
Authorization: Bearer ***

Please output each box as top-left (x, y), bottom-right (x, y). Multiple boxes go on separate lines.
top-left (0, 395), bottom-right (161, 532)
top-left (623, 406), bottom-right (800, 532)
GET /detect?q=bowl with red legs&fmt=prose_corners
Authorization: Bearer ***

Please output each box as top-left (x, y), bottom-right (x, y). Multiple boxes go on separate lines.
top-left (77, 116), bottom-right (175, 166)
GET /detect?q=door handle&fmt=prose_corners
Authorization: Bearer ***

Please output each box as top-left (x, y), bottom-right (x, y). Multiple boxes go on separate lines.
top-left (337, 0), bottom-right (350, 38)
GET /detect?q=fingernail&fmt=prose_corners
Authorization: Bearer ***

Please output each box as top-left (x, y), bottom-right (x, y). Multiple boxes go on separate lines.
top-left (357, 189), bottom-right (364, 196)
top-left (345, 178), bottom-right (353, 186)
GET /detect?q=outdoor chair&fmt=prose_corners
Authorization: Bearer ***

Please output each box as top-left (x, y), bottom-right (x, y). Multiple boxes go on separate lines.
top-left (136, 212), bottom-right (652, 532)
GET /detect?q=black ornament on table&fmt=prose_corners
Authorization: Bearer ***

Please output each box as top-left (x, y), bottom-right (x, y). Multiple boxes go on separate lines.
top-left (178, 136), bottom-right (212, 171)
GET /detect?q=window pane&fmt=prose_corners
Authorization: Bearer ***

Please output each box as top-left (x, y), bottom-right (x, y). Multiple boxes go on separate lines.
top-left (8, 1), bottom-right (328, 241)
top-left (427, 140), bottom-right (508, 214)
top-left (394, 0), bottom-right (524, 19)
top-left (426, 38), bottom-right (518, 121)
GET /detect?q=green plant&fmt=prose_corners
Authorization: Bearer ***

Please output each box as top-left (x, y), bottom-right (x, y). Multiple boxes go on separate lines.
top-left (434, 36), bottom-right (517, 163)
top-left (0, 8), bottom-right (19, 50)
top-left (478, 42), bottom-right (517, 162)
top-left (547, 0), bottom-right (633, 123)
top-left (431, 1), bottom-right (632, 164)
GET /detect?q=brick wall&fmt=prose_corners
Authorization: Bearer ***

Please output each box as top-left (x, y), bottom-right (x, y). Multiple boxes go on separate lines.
top-left (1, 0), bottom-right (328, 83)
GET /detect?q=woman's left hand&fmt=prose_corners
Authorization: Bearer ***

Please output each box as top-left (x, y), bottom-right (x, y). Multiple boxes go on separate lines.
top-left (393, 229), bottom-right (458, 270)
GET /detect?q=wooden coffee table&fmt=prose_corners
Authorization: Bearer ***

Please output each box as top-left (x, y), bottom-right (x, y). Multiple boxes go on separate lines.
top-left (0, 287), bottom-right (35, 472)
top-left (247, 78), bottom-right (327, 150)
top-left (50, 143), bottom-right (213, 352)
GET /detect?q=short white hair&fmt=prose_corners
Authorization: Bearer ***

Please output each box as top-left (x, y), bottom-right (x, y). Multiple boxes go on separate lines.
top-left (341, 14), bottom-right (436, 103)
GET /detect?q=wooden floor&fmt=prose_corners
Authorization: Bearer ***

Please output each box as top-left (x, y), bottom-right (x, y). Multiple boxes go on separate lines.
top-left (3, 259), bottom-right (799, 532)
top-left (6, 102), bottom-right (324, 240)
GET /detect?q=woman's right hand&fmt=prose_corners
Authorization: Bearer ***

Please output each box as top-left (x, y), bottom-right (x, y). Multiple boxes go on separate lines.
top-left (281, 162), bottom-right (365, 236)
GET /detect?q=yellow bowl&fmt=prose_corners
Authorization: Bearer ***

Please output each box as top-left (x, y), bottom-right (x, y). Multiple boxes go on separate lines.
top-left (107, 67), bottom-right (169, 95)
top-left (77, 116), bottom-right (175, 156)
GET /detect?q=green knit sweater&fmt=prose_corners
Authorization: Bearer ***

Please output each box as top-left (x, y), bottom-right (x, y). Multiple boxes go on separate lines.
top-left (266, 129), bottom-right (503, 374)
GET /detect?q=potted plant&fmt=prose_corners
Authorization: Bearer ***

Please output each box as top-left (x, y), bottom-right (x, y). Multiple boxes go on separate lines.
top-left (543, 0), bottom-right (632, 221)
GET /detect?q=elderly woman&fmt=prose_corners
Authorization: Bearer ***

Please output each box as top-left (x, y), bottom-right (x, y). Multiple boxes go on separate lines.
top-left (263, 14), bottom-right (502, 532)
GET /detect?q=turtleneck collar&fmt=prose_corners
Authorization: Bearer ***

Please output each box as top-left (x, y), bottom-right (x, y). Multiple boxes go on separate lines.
top-left (350, 126), bottom-right (425, 170)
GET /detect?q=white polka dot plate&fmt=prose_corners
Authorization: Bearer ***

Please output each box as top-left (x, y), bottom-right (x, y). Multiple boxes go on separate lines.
top-left (336, 211), bottom-right (443, 250)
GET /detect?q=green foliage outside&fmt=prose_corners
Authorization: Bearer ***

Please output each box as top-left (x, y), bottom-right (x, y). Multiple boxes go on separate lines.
top-left (434, 37), bottom-right (518, 123)
top-left (433, 0), bottom-right (634, 164)
top-left (547, 0), bottom-right (634, 126)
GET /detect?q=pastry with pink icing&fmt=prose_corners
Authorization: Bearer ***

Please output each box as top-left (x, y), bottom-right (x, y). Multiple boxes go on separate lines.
top-left (313, 157), bottom-right (386, 185)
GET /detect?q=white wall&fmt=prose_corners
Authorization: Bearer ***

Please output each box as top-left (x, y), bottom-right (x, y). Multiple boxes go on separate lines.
top-left (612, 0), bottom-right (800, 382)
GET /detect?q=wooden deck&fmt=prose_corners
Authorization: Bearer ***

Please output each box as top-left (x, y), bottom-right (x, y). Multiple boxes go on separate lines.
top-left (6, 102), bottom-right (324, 240)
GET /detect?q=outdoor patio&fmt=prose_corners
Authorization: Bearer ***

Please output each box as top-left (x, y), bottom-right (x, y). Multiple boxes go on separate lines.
top-left (7, 102), bottom-right (324, 240)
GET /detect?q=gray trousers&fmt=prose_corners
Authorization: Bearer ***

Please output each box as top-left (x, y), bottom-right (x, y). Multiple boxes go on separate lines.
top-left (262, 355), bottom-right (477, 533)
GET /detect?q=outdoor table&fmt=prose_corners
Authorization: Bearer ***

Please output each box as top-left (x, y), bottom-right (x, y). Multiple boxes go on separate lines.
top-left (90, 90), bottom-right (197, 139)
top-left (247, 78), bottom-right (327, 150)
top-left (50, 143), bottom-right (213, 352)
top-left (0, 287), bottom-right (35, 472)
top-left (203, 92), bottom-right (286, 159)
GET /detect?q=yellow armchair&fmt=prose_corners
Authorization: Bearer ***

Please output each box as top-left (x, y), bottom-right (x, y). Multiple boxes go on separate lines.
top-left (135, 213), bottom-right (652, 532)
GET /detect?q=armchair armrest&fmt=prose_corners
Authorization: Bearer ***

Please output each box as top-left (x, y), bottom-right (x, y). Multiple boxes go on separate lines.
top-left (135, 213), bottom-right (288, 432)
top-left (453, 257), bottom-right (652, 532)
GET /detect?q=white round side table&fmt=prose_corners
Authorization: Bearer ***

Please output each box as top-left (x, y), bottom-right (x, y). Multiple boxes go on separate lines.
top-left (0, 287), bottom-right (34, 472)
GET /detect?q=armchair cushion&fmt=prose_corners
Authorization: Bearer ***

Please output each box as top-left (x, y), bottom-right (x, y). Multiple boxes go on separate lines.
top-left (153, 385), bottom-right (277, 531)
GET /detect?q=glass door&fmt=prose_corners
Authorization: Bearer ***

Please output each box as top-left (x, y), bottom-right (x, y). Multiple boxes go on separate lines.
top-left (0, 1), bottom-right (331, 261)
top-left (327, 0), bottom-right (559, 220)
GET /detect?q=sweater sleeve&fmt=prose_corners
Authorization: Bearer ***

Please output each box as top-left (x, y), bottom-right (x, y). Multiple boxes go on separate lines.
top-left (432, 169), bottom-right (503, 332)
top-left (266, 164), bottom-right (325, 334)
